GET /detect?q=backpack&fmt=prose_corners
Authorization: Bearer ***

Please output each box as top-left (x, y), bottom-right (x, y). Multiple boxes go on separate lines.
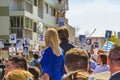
top-left (34, 60), bottom-right (43, 76)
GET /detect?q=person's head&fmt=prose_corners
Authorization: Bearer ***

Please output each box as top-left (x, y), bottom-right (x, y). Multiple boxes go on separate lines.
top-left (45, 28), bottom-right (60, 56)
top-left (57, 26), bottom-right (69, 41)
top-left (62, 71), bottom-right (89, 80)
top-left (97, 49), bottom-right (104, 55)
top-left (4, 56), bottom-right (27, 74)
top-left (108, 44), bottom-right (120, 73)
top-left (97, 53), bottom-right (107, 65)
top-left (65, 48), bottom-right (89, 73)
top-left (28, 66), bottom-right (40, 79)
top-left (33, 54), bottom-right (39, 59)
top-left (5, 69), bottom-right (34, 80)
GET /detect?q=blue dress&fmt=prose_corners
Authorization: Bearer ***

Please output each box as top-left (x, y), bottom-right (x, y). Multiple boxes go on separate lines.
top-left (40, 47), bottom-right (65, 80)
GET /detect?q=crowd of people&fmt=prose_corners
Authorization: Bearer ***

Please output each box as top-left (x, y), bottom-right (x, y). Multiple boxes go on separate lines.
top-left (0, 26), bottom-right (120, 80)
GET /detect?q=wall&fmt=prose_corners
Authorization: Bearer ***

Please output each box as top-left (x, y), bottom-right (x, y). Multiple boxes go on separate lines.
top-left (0, 0), bottom-right (9, 6)
top-left (0, 17), bottom-right (9, 35)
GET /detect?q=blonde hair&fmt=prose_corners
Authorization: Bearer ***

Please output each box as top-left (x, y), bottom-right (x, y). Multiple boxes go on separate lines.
top-left (45, 28), bottom-right (60, 56)
top-left (5, 69), bottom-right (34, 80)
top-left (62, 71), bottom-right (89, 80)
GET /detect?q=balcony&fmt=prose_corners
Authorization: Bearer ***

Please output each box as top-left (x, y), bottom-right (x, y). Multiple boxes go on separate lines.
top-left (25, 1), bottom-right (33, 14)
top-left (55, 0), bottom-right (68, 10)
top-left (9, 0), bottom-right (33, 14)
top-left (9, 0), bottom-right (24, 11)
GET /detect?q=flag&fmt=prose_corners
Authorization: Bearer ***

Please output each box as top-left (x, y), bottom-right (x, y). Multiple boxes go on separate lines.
top-left (110, 31), bottom-right (120, 44)
top-left (103, 41), bottom-right (115, 52)
top-left (57, 18), bottom-right (64, 27)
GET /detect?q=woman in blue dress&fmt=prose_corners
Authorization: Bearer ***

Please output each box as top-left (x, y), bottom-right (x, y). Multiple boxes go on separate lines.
top-left (40, 28), bottom-right (65, 80)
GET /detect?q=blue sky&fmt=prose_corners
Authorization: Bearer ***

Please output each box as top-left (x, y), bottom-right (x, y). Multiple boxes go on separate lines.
top-left (66, 0), bottom-right (120, 37)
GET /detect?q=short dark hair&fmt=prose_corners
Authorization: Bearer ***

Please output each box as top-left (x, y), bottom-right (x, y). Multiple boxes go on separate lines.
top-left (65, 48), bottom-right (89, 71)
top-left (109, 44), bottom-right (120, 66)
top-left (33, 54), bottom-right (39, 59)
top-left (8, 56), bottom-right (27, 70)
top-left (57, 26), bottom-right (69, 41)
top-left (28, 66), bottom-right (40, 79)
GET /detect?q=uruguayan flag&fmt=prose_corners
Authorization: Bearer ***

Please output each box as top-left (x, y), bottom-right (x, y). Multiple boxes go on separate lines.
top-left (103, 41), bottom-right (115, 52)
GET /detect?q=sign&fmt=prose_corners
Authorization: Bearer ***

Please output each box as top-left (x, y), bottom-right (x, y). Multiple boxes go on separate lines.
top-left (0, 39), bottom-right (4, 48)
top-left (23, 47), bottom-right (29, 55)
top-left (24, 38), bottom-right (30, 47)
top-left (105, 30), bottom-right (112, 40)
top-left (86, 39), bottom-right (91, 45)
top-left (38, 34), bottom-right (44, 42)
top-left (79, 35), bottom-right (86, 43)
top-left (16, 39), bottom-right (23, 49)
top-left (9, 34), bottom-right (16, 43)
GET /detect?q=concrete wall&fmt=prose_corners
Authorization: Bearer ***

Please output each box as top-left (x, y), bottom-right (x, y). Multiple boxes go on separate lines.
top-left (0, 0), bottom-right (9, 6)
top-left (0, 16), bottom-right (9, 35)
top-left (42, 2), bottom-right (56, 27)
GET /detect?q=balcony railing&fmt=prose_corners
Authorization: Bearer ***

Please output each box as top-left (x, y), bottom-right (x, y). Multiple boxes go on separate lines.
top-left (25, 2), bottom-right (33, 13)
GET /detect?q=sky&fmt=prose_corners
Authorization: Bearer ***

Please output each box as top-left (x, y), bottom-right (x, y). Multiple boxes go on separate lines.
top-left (66, 0), bottom-right (120, 37)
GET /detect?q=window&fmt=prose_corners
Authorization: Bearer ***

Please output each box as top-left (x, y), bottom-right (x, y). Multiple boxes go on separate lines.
top-left (17, 29), bottom-right (23, 38)
top-left (13, 17), bottom-right (17, 27)
top-left (33, 22), bottom-right (37, 32)
top-left (16, 17), bottom-right (20, 27)
top-left (10, 29), bottom-right (23, 38)
top-left (10, 16), bottom-right (24, 28)
top-left (34, 0), bottom-right (37, 6)
top-left (11, 29), bottom-right (16, 33)
top-left (66, 0), bottom-right (68, 5)
top-left (53, 9), bottom-right (56, 16)
top-left (25, 30), bottom-right (32, 39)
top-left (51, 7), bottom-right (56, 16)
top-left (21, 17), bottom-right (23, 28)
top-left (45, 3), bottom-right (48, 13)
top-left (10, 17), bottom-right (14, 27)
top-left (25, 17), bottom-right (33, 29)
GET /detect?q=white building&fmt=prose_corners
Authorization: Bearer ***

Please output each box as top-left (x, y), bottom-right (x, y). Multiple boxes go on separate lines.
top-left (0, 0), bottom-right (69, 45)
top-left (0, 0), bottom-right (74, 58)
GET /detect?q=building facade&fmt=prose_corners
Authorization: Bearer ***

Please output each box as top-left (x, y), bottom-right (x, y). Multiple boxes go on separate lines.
top-left (0, 0), bottom-right (76, 58)
top-left (0, 0), bottom-right (69, 44)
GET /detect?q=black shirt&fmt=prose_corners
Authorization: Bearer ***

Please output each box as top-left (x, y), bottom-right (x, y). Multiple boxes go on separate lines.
top-left (60, 41), bottom-right (75, 54)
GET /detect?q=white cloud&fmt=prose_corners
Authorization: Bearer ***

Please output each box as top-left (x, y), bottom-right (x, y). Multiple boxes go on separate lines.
top-left (66, 0), bottom-right (120, 36)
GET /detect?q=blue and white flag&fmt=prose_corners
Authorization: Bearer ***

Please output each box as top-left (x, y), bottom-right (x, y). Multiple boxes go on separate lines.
top-left (103, 41), bottom-right (115, 52)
